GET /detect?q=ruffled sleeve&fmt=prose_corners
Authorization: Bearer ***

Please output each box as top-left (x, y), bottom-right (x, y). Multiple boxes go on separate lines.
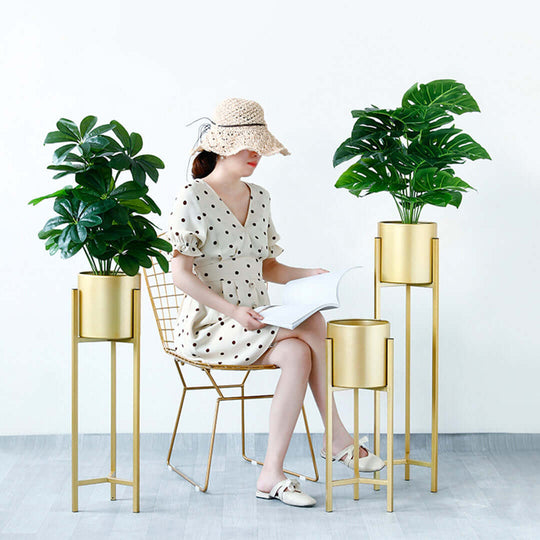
top-left (266, 195), bottom-right (284, 259)
top-left (167, 185), bottom-right (207, 263)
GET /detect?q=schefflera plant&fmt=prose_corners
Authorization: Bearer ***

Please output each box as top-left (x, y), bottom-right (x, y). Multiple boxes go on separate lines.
top-left (29, 116), bottom-right (172, 275)
top-left (333, 79), bottom-right (491, 223)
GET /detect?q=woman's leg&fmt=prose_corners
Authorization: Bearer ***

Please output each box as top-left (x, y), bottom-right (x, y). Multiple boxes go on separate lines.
top-left (254, 312), bottom-right (367, 491)
top-left (252, 337), bottom-right (312, 492)
top-left (294, 312), bottom-right (367, 455)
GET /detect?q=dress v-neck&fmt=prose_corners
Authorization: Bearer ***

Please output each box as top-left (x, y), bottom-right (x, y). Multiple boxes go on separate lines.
top-left (198, 179), bottom-right (253, 230)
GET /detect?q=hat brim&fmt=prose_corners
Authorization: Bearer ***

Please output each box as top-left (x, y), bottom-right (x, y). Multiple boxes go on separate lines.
top-left (192, 125), bottom-right (290, 157)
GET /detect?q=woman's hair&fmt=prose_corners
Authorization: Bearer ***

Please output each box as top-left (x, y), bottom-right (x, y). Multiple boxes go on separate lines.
top-left (192, 150), bottom-right (219, 179)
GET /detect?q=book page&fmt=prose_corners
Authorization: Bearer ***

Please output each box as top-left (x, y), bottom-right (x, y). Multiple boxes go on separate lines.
top-left (254, 303), bottom-right (323, 329)
top-left (281, 265), bottom-right (363, 306)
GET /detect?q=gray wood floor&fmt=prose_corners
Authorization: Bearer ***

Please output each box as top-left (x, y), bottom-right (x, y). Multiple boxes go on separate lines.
top-left (0, 433), bottom-right (539, 539)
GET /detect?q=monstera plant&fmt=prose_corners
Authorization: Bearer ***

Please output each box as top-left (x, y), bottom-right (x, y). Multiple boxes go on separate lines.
top-left (333, 79), bottom-right (491, 223)
top-left (29, 116), bottom-right (172, 275)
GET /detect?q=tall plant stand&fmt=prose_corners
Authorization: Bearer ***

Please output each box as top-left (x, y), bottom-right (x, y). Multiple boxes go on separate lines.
top-left (373, 236), bottom-right (439, 493)
top-left (71, 288), bottom-right (141, 512)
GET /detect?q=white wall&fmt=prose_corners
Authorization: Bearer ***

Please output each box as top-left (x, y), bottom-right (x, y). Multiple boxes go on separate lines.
top-left (2, 0), bottom-right (539, 435)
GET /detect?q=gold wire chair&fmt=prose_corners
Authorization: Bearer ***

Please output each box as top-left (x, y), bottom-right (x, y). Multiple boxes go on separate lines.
top-left (142, 244), bottom-right (319, 492)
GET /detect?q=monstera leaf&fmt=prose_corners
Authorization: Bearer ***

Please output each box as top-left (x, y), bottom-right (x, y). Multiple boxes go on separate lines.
top-left (333, 79), bottom-right (491, 223)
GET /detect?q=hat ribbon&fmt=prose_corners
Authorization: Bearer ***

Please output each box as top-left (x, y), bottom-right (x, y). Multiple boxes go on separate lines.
top-left (186, 116), bottom-right (266, 153)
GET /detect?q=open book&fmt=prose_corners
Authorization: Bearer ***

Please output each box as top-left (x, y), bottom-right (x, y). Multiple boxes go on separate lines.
top-left (253, 266), bottom-right (363, 330)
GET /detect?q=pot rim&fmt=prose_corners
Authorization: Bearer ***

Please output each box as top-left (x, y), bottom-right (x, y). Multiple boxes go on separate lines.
top-left (378, 220), bottom-right (437, 226)
top-left (78, 271), bottom-right (139, 278)
top-left (328, 318), bottom-right (390, 327)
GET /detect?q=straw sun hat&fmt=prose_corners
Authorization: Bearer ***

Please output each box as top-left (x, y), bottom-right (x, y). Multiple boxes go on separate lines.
top-left (189, 97), bottom-right (290, 157)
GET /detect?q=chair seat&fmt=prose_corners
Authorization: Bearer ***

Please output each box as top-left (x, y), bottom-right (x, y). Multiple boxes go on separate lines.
top-left (166, 347), bottom-right (279, 371)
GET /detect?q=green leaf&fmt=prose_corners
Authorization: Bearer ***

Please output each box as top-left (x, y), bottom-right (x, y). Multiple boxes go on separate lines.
top-left (117, 254), bottom-right (139, 276)
top-left (100, 225), bottom-right (134, 241)
top-left (88, 123), bottom-right (114, 137)
top-left (142, 193), bottom-right (161, 214)
top-left (100, 135), bottom-right (123, 153)
top-left (44, 230), bottom-right (61, 245)
top-left (402, 79), bottom-right (480, 115)
top-left (350, 108), bottom-right (405, 143)
top-left (128, 248), bottom-right (152, 268)
top-left (88, 239), bottom-right (108, 257)
top-left (335, 158), bottom-right (404, 197)
top-left (86, 135), bottom-right (110, 151)
top-left (149, 237), bottom-right (172, 251)
top-left (80, 116), bottom-right (98, 138)
top-left (28, 185), bottom-right (74, 206)
top-left (392, 105), bottom-right (454, 135)
top-left (412, 168), bottom-right (474, 193)
top-left (72, 189), bottom-right (101, 203)
top-left (44, 130), bottom-right (78, 144)
top-left (409, 128), bottom-right (491, 167)
top-left (39, 228), bottom-right (62, 240)
top-left (416, 191), bottom-right (455, 207)
top-left (109, 205), bottom-right (129, 225)
top-left (84, 199), bottom-right (117, 215)
top-left (110, 181), bottom-right (148, 200)
top-left (110, 120), bottom-right (131, 150)
top-left (46, 237), bottom-right (60, 254)
top-left (58, 225), bottom-right (74, 248)
top-left (153, 251), bottom-right (169, 273)
top-left (129, 132), bottom-right (143, 156)
top-left (65, 153), bottom-right (86, 163)
top-left (119, 199), bottom-right (152, 214)
top-left (47, 164), bottom-right (82, 173)
top-left (52, 143), bottom-right (76, 165)
top-left (56, 118), bottom-right (81, 139)
top-left (137, 159), bottom-right (159, 182)
top-left (75, 167), bottom-right (111, 195)
top-left (109, 153), bottom-right (132, 170)
top-left (53, 198), bottom-right (74, 219)
top-left (137, 154), bottom-right (164, 169)
top-left (41, 216), bottom-right (70, 233)
top-left (79, 213), bottom-right (102, 227)
top-left (60, 240), bottom-right (84, 259)
top-left (131, 162), bottom-right (146, 185)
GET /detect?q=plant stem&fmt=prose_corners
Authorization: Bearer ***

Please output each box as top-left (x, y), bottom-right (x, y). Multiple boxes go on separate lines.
top-left (82, 246), bottom-right (98, 274)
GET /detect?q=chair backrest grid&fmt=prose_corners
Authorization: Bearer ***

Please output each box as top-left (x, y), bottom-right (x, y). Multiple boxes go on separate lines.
top-left (143, 251), bottom-right (186, 351)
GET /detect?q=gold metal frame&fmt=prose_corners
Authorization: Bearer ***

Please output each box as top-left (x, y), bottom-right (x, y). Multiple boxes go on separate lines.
top-left (325, 333), bottom-right (394, 512)
top-left (374, 236), bottom-right (439, 493)
top-left (71, 287), bottom-right (141, 513)
top-left (141, 241), bottom-right (319, 492)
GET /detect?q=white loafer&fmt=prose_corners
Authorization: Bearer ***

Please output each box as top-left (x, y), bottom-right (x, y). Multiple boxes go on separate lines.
top-left (256, 478), bottom-right (316, 507)
top-left (320, 436), bottom-right (386, 473)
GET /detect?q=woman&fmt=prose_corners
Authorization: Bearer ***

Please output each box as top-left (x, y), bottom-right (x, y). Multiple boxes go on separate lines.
top-left (168, 98), bottom-right (385, 508)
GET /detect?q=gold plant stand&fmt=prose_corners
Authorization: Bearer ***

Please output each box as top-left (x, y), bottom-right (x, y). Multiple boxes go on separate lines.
top-left (325, 319), bottom-right (394, 512)
top-left (373, 235), bottom-right (439, 493)
top-left (71, 288), bottom-right (141, 513)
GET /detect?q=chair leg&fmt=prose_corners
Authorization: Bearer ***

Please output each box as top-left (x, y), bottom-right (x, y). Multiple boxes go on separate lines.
top-left (241, 403), bottom-right (319, 482)
top-left (166, 388), bottom-right (221, 493)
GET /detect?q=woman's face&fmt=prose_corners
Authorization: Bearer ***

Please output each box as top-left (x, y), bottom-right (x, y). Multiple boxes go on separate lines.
top-left (220, 149), bottom-right (261, 178)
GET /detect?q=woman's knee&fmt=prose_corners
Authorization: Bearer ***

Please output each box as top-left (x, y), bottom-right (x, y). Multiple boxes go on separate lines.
top-left (273, 338), bottom-right (312, 378)
top-left (297, 311), bottom-right (326, 339)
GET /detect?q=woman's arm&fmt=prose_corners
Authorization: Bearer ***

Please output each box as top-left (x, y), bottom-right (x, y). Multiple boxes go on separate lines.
top-left (262, 258), bottom-right (329, 284)
top-left (170, 252), bottom-right (236, 317)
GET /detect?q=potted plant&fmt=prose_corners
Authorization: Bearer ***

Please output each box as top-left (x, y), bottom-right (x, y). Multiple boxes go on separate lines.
top-left (333, 79), bottom-right (491, 283)
top-left (29, 116), bottom-right (172, 338)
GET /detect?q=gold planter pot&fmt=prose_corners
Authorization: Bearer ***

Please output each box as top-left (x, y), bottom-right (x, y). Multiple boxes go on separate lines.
top-left (378, 221), bottom-right (437, 284)
top-left (327, 319), bottom-right (389, 389)
top-left (77, 272), bottom-right (141, 339)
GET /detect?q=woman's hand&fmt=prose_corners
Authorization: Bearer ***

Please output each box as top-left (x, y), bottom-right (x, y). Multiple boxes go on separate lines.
top-left (301, 267), bottom-right (330, 278)
top-left (231, 305), bottom-right (267, 330)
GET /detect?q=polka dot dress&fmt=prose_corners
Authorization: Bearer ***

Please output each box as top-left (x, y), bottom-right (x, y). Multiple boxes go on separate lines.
top-left (166, 178), bottom-right (285, 366)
